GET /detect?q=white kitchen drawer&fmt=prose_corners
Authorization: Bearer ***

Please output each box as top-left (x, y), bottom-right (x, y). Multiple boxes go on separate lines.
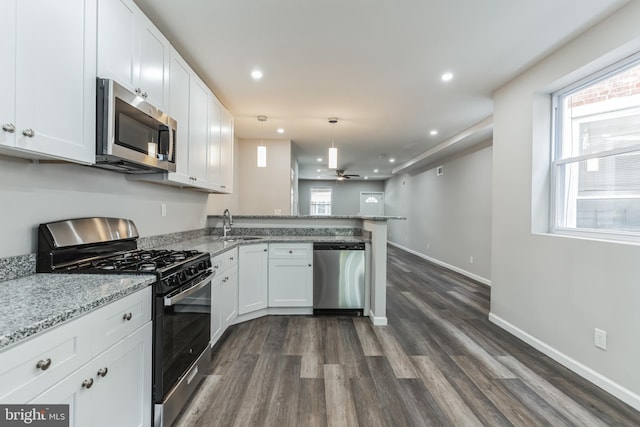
top-left (0, 314), bottom-right (92, 403)
top-left (268, 243), bottom-right (312, 259)
top-left (213, 247), bottom-right (238, 273)
top-left (91, 287), bottom-right (152, 356)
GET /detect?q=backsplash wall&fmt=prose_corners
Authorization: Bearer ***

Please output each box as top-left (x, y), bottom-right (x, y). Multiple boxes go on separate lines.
top-left (0, 156), bottom-right (209, 258)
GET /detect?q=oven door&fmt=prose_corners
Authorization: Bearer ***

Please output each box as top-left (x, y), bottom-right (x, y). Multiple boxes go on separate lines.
top-left (155, 271), bottom-right (212, 402)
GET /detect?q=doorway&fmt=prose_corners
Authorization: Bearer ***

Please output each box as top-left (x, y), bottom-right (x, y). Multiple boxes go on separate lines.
top-left (359, 192), bottom-right (384, 216)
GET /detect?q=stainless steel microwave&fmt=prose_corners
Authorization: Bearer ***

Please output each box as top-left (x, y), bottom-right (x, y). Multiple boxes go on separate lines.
top-left (95, 78), bottom-right (176, 173)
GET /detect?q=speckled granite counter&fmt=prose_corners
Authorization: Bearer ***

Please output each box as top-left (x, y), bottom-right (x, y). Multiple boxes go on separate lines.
top-left (0, 274), bottom-right (155, 350)
top-left (155, 234), bottom-right (369, 257)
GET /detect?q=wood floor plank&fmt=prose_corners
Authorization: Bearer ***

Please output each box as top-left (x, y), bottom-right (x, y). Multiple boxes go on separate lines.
top-left (499, 378), bottom-right (573, 426)
top-left (323, 364), bottom-right (359, 427)
top-left (297, 379), bottom-right (327, 427)
top-left (300, 352), bottom-right (323, 379)
top-left (452, 354), bottom-right (550, 426)
top-left (350, 375), bottom-right (388, 427)
top-left (498, 355), bottom-right (610, 427)
top-left (194, 353), bottom-right (259, 427)
top-left (352, 317), bottom-right (383, 356)
top-left (232, 352), bottom-right (284, 427)
top-left (402, 290), bottom-right (515, 379)
top-left (173, 375), bottom-right (222, 427)
top-left (412, 355), bottom-right (484, 427)
top-left (263, 355), bottom-right (302, 427)
top-left (372, 325), bottom-right (418, 378)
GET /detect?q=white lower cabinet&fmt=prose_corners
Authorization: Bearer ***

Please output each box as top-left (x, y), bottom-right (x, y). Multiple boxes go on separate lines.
top-left (238, 244), bottom-right (269, 315)
top-left (268, 243), bottom-right (313, 307)
top-left (211, 248), bottom-right (238, 342)
top-left (0, 287), bottom-right (152, 427)
top-left (31, 322), bottom-right (152, 427)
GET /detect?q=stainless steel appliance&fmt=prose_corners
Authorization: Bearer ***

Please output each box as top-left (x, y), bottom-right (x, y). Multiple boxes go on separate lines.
top-left (313, 242), bottom-right (365, 316)
top-left (96, 78), bottom-right (177, 173)
top-left (37, 217), bottom-right (211, 427)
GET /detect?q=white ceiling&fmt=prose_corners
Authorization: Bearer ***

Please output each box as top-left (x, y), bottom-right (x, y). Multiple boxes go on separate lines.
top-left (134, 0), bottom-right (627, 180)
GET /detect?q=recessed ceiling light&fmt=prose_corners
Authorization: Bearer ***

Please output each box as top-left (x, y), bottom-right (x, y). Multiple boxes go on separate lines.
top-left (364, 176), bottom-right (369, 180)
top-left (373, 169), bottom-right (379, 173)
top-left (430, 129), bottom-right (438, 136)
top-left (316, 169), bottom-right (321, 172)
top-left (389, 158), bottom-right (396, 163)
top-left (277, 128), bottom-right (284, 134)
top-left (251, 69), bottom-right (263, 80)
top-left (317, 157), bottom-right (323, 162)
top-left (441, 72), bottom-right (453, 82)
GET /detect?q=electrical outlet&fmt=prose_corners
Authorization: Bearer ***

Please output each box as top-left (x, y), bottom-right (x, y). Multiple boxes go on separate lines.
top-left (594, 328), bottom-right (607, 350)
top-left (161, 204), bottom-right (167, 217)
top-left (469, 256), bottom-right (474, 264)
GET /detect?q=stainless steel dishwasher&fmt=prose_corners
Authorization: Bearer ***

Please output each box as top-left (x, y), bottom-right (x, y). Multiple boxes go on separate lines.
top-left (313, 242), bottom-right (365, 316)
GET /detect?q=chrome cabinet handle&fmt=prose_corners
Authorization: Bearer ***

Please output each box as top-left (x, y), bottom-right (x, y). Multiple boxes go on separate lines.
top-left (22, 128), bottom-right (34, 137)
top-left (36, 358), bottom-right (52, 371)
top-left (82, 378), bottom-right (94, 389)
top-left (135, 88), bottom-right (142, 95)
top-left (122, 312), bottom-right (132, 321)
top-left (2, 123), bottom-right (15, 133)
top-left (289, 250), bottom-right (293, 254)
top-left (263, 248), bottom-right (267, 252)
top-left (97, 367), bottom-right (108, 378)
top-left (142, 92), bottom-right (148, 98)
top-left (308, 264), bottom-right (312, 267)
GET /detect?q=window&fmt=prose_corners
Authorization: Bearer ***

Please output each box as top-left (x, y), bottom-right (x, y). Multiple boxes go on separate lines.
top-left (310, 188), bottom-right (332, 215)
top-left (552, 56), bottom-right (640, 239)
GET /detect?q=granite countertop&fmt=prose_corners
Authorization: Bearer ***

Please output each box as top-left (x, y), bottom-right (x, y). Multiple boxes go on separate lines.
top-left (208, 214), bottom-right (405, 221)
top-left (0, 274), bottom-right (155, 351)
top-left (159, 234), bottom-right (369, 257)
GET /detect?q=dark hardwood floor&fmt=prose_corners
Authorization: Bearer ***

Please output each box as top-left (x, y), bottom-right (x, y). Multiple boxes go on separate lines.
top-left (175, 245), bottom-right (640, 426)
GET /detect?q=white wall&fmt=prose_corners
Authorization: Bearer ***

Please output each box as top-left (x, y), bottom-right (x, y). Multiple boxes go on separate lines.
top-left (229, 138), bottom-right (292, 215)
top-left (385, 144), bottom-right (492, 284)
top-left (0, 156), bottom-right (209, 258)
top-left (491, 1), bottom-right (640, 408)
top-left (298, 180), bottom-right (385, 216)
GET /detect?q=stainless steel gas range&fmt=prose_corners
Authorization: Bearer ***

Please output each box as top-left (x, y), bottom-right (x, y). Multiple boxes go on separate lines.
top-left (37, 217), bottom-right (212, 427)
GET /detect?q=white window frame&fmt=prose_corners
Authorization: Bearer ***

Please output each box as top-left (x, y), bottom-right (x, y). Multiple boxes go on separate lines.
top-left (551, 53), bottom-right (640, 242)
top-left (309, 187), bottom-right (332, 216)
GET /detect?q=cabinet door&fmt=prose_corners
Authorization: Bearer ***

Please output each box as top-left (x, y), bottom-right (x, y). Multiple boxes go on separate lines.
top-left (221, 267), bottom-right (238, 327)
top-left (219, 108), bottom-right (234, 193)
top-left (0, 0), bottom-right (16, 148)
top-left (97, 0), bottom-right (136, 89)
top-left (207, 98), bottom-right (223, 189)
top-left (268, 259), bottom-right (313, 307)
top-left (14, 0), bottom-right (96, 163)
top-left (90, 322), bottom-right (152, 427)
top-left (136, 13), bottom-right (170, 111)
top-left (188, 77), bottom-right (210, 185)
top-left (238, 244), bottom-right (268, 315)
top-left (168, 50), bottom-right (191, 181)
top-left (211, 274), bottom-right (223, 345)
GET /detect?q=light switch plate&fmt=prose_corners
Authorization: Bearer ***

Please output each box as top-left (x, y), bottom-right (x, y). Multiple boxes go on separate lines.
top-left (594, 328), bottom-right (607, 350)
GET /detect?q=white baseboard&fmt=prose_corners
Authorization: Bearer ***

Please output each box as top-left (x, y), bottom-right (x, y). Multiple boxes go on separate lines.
top-left (489, 313), bottom-right (640, 412)
top-left (388, 241), bottom-right (491, 286)
top-left (369, 310), bottom-right (388, 326)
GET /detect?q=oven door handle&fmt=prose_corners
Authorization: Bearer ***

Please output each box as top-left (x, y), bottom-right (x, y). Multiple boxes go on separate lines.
top-left (164, 272), bottom-right (213, 307)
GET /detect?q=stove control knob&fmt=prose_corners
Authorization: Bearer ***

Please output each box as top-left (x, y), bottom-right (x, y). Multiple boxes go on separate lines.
top-left (178, 271), bottom-right (187, 282)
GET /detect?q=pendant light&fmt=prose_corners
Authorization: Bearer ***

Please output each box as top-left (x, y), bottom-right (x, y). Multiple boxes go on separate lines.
top-left (328, 117), bottom-right (338, 169)
top-left (257, 115), bottom-right (267, 168)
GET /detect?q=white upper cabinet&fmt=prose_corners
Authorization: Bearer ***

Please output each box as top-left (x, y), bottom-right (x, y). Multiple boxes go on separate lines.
top-left (188, 76), bottom-right (211, 185)
top-left (219, 108), bottom-right (234, 193)
top-left (0, 0), bottom-right (96, 164)
top-left (97, 0), bottom-right (170, 111)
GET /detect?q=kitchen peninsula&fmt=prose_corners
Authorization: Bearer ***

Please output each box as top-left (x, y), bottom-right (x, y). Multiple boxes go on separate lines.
top-left (207, 214), bottom-right (405, 326)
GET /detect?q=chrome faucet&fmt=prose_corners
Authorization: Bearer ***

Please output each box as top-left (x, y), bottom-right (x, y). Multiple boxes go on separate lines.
top-left (222, 209), bottom-right (233, 237)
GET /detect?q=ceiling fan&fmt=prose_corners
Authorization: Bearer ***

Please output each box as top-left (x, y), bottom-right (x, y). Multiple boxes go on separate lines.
top-left (336, 169), bottom-right (360, 180)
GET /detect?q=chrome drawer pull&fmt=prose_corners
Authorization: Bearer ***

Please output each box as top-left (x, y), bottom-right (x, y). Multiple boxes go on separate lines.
top-left (36, 358), bottom-right (52, 371)
top-left (82, 378), bottom-right (94, 389)
top-left (97, 367), bottom-right (108, 378)
top-left (122, 312), bottom-right (132, 321)
top-left (2, 123), bottom-right (15, 133)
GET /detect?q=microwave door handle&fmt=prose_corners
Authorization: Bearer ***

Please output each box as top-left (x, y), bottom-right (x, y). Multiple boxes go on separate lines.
top-left (164, 272), bottom-right (213, 306)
